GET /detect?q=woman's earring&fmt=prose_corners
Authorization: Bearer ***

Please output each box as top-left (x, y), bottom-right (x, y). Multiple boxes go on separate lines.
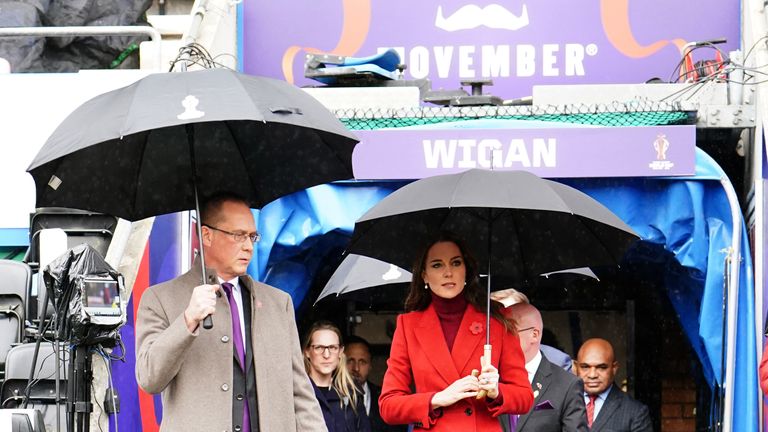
top-left (424, 283), bottom-right (428, 290)
top-left (464, 281), bottom-right (467, 286)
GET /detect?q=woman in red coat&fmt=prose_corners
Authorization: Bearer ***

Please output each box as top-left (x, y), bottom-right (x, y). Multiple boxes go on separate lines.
top-left (379, 232), bottom-right (533, 431)
top-left (760, 343), bottom-right (768, 394)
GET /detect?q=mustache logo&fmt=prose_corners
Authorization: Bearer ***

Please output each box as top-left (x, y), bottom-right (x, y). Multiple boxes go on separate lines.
top-left (435, 3), bottom-right (529, 32)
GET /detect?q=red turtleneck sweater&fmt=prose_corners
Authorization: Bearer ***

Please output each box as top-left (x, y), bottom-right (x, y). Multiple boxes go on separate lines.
top-left (431, 292), bottom-right (468, 351)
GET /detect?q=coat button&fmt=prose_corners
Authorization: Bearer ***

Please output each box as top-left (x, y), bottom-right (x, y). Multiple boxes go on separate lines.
top-left (236, 394), bottom-right (244, 401)
top-left (221, 383), bottom-right (229, 391)
top-left (234, 426), bottom-right (241, 432)
top-left (465, 408), bottom-right (473, 416)
top-left (221, 335), bottom-right (229, 343)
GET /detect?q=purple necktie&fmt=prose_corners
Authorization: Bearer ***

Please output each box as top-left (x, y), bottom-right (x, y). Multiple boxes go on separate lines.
top-left (509, 414), bottom-right (518, 432)
top-left (221, 282), bottom-right (250, 432)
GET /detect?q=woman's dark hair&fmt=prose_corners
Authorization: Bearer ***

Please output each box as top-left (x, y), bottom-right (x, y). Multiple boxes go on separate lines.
top-left (404, 232), bottom-right (512, 331)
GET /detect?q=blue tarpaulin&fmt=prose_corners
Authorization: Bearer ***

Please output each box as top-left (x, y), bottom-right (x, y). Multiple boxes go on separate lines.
top-left (247, 148), bottom-right (756, 431)
top-left (111, 147), bottom-right (757, 431)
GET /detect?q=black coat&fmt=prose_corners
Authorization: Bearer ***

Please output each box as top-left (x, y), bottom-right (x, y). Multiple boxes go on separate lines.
top-left (366, 381), bottom-right (407, 432)
top-left (313, 380), bottom-right (372, 432)
top-left (500, 355), bottom-right (588, 432)
top-left (590, 384), bottom-right (653, 432)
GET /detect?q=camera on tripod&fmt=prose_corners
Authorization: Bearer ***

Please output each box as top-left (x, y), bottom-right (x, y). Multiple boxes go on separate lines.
top-left (38, 244), bottom-right (126, 432)
top-left (44, 244), bottom-right (125, 347)
top-left (64, 274), bottom-right (124, 347)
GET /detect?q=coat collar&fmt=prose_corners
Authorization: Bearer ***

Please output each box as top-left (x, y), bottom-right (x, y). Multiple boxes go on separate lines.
top-left (515, 354), bottom-right (553, 430)
top-left (412, 302), bottom-right (486, 385)
top-left (186, 257), bottom-right (261, 372)
top-left (185, 257), bottom-right (259, 300)
top-left (451, 304), bottom-right (487, 374)
top-left (589, 383), bottom-right (621, 432)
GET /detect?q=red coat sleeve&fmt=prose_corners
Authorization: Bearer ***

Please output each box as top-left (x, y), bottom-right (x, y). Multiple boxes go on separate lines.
top-left (379, 314), bottom-right (438, 428)
top-left (760, 345), bottom-right (768, 394)
top-left (487, 320), bottom-right (534, 416)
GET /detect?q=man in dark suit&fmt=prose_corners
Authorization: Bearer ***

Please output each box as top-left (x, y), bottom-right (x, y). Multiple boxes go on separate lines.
top-left (500, 303), bottom-right (588, 432)
top-left (346, 336), bottom-right (407, 432)
top-left (492, 288), bottom-right (573, 371)
top-left (575, 338), bottom-right (652, 432)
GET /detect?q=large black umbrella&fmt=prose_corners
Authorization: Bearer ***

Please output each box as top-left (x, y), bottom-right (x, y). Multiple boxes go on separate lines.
top-left (346, 169), bottom-right (638, 363)
top-left (27, 68), bottom-right (358, 328)
top-left (28, 68), bottom-right (357, 219)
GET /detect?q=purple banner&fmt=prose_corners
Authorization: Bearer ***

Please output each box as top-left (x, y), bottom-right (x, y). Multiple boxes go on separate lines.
top-left (242, 0), bottom-right (738, 98)
top-left (352, 125), bottom-right (695, 179)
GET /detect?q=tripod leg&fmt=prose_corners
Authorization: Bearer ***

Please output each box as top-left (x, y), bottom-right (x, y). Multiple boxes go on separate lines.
top-left (67, 347), bottom-right (75, 432)
top-left (71, 345), bottom-right (93, 432)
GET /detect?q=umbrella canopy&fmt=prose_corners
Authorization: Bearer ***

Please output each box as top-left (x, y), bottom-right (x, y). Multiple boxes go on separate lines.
top-left (314, 254), bottom-right (412, 305)
top-left (347, 169), bottom-right (638, 285)
top-left (27, 68), bottom-right (358, 221)
top-left (27, 68), bottom-right (358, 329)
top-left (540, 266), bottom-right (599, 280)
top-left (315, 255), bottom-right (599, 307)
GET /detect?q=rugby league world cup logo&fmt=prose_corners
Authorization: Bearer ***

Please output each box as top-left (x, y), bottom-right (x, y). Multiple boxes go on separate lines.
top-left (649, 133), bottom-right (674, 170)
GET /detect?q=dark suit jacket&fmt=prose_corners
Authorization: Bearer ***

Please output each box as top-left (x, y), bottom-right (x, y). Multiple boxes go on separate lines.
top-left (501, 354), bottom-right (588, 432)
top-left (367, 381), bottom-right (407, 432)
top-left (590, 384), bottom-right (653, 432)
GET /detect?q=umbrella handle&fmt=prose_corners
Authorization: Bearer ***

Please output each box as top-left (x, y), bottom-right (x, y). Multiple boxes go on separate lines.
top-left (476, 344), bottom-right (492, 399)
top-left (202, 314), bottom-right (213, 329)
top-left (201, 271), bottom-right (218, 330)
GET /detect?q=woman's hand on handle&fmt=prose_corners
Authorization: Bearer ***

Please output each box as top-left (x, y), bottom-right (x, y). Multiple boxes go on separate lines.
top-left (430, 374), bottom-right (480, 409)
top-left (478, 358), bottom-right (500, 399)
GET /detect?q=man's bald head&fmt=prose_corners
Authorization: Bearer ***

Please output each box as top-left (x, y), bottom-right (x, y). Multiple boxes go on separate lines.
top-left (577, 338), bottom-right (615, 362)
top-left (507, 302), bottom-right (543, 363)
top-left (576, 338), bottom-right (618, 396)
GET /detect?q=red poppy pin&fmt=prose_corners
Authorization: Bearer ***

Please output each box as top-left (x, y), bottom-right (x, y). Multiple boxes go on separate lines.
top-left (469, 321), bottom-right (483, 335)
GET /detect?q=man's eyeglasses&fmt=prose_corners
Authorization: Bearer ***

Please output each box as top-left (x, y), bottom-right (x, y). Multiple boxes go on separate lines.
top-left (204, 225), bottom-right (261, 243)
top-left (516, 326), bottom-right (536, 333)
top-left (310, 344), bottom-right (341, 355)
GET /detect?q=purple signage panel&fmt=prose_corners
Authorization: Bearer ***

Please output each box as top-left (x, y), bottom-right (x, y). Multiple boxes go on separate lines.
top-left (352, 125), bottom-right (695, 179)
top-left (242, 1), bottom-right (738, 98)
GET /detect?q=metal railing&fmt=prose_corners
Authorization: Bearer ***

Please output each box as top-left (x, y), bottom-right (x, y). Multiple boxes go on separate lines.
top-left (0, 26), bottom-right (163, 71)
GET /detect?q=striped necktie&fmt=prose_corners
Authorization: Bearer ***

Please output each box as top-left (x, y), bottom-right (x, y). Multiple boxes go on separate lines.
top-left (586, 394), bottom-right (598, 427)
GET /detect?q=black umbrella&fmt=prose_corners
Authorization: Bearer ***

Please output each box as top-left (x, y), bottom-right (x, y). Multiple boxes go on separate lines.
top-left (27, 68), bottom-right (358, 328)
top-left (346, 169), bottom-right (638, 363)
top-left (314, 255), bottom-right (597, 309)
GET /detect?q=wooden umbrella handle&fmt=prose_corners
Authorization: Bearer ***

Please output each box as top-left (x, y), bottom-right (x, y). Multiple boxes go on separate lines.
top-left (476, 344), bottom-right (492, 399)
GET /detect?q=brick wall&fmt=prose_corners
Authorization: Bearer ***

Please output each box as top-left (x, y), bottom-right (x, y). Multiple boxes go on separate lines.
top-left (660, 326), bottom-right (697, 431)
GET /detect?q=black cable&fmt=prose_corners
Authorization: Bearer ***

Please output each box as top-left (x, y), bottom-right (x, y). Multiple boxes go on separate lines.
top-left (666, 44), bottom-right (730, 83)
top-left (90, 379), bottom-right (106, 432)
top-left (740, 35), bottom-right (768, 65)
top-left (168, 42), bottom-right (235, 72)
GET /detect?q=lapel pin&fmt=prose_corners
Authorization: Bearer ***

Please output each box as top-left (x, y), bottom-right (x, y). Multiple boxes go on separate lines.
top-left (469, 321), bottom-right (483, 335)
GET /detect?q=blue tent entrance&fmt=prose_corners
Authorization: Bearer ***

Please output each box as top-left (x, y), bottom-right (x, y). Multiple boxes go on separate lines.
top-left (111, 149), bottom-right (756, 431)
top-left (246, 148), bottom-right (756, 431)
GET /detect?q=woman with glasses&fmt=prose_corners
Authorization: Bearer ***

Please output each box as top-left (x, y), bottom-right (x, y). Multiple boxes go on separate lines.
top-left (379, 232), bottom-right (533, 431)
top-left (303, 321), bottom-right (371, 432)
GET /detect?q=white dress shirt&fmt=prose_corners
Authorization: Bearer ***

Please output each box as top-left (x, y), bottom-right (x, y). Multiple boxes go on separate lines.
top-left (362, 381), bottom-right (371, 415)
top-left (525, 350), bottom-right (543, 384)
top-left (584, 385), bottom-right (612, 420)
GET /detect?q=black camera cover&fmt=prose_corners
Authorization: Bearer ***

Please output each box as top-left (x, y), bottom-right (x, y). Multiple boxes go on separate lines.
top-left (43, 244), bottom-right (124, 346)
